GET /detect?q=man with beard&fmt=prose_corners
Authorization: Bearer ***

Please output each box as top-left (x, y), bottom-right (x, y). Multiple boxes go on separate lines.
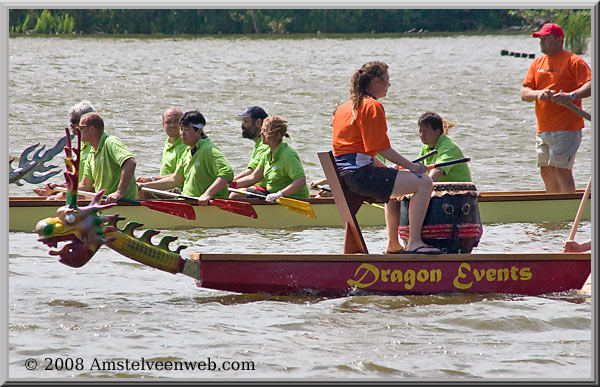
top-left (228, 105), bottom-right (270, 198)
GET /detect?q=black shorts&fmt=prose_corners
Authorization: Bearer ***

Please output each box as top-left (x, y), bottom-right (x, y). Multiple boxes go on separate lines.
top-left (339, 165), bottom-right (397, 203)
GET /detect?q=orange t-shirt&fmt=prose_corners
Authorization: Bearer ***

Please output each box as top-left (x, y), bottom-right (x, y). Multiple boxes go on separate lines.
top-left (332, 96), bottom-right (391, 156)
top-left (522, 50), bottom-right (591, 132)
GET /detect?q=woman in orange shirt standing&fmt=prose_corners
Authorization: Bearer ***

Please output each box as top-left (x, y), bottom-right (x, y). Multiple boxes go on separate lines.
top-left (331, 61), bottom-right (440, 254)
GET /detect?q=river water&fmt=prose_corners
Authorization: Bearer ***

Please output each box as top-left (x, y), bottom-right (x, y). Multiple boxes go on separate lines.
top-left (7, 34), bottom-right (594, 380)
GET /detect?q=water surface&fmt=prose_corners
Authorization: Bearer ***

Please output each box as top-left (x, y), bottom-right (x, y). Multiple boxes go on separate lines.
top-left (8, 34), bottom-right (593, 380)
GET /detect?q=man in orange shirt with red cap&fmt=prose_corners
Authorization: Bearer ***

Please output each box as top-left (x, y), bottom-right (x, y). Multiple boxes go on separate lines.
top-left (520, 22), bottom-right (591, 193)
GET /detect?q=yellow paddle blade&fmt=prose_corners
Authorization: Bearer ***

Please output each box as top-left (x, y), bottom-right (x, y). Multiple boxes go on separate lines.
top-left (275, 197), bottom-right (317, 218)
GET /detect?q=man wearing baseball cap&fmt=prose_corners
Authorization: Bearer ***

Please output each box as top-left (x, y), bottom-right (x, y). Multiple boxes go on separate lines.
top-left (229, 105), bottom-right (270, 198)
top-left (520, 22), bottom-right (591, 193)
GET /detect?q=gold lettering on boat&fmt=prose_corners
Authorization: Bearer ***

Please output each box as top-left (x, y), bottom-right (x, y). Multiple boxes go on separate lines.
top-left (347, 263), bottom-right (379, 288)
top-left (519, 267), bottom-right (532, 280)
top-left (380, 269), bottom-right (390, 282)
top-left (497, 268), bottom-right (509, 281)
top-left (453, 262), bottom-right (532, 289)
top-left (454, 263), bottom-right (473, 289)
top-left (347, 264), bottom-right (442, 290)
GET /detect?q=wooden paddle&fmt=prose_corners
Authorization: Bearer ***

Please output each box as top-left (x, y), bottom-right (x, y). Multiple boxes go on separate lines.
top-left (53, 186), bottom-right (197, 220)
top-left (228, 187), bottom-right (316, 218)
top-left (141, 187), bottom-right (258, 219)
top-left (426, 157), bottom-right (471, 169)
top-left (567, 177), bottom-right (592, 293)
top-left (567, 177), bottom-right (592, 242)
top-left (413, 149), bottom-right (438, 163)
top-left (33, 187), bottom-right (52, 197)
top-left (565, 102), bottom-right (591, 121)
top-left (311, 185), bottom-right (385, 209)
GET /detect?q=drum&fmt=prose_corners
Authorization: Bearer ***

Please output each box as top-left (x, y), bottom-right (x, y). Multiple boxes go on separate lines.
top-left (398, 182), bottom-right (483, 253)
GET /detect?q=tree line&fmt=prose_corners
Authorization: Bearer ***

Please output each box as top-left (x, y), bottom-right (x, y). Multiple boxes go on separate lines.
top-left (8, 9), bottom-right (527, 35)
top-left (8, 9), bottom-right (591, 53)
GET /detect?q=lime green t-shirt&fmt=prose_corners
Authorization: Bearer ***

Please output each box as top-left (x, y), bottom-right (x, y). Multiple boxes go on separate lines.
top-left (419, 133), bottom-right (471, 182)
top-left (78, 141), bottom-right (92, 183)
top-left (247, 138), bottom-right (270, 188)
top-left (175, 137), bottom-right (234, 199)
top-left (83, 133), bottom-right (138, 200)
top-left (258, 142), bottom-right (309, 199)
top-left (160, 136), bottom-right (187, 176)
top-left (160, 136), bottom-right (187, 190)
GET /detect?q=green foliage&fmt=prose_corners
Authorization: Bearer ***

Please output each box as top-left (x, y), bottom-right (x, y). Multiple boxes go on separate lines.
top-left (509, 9), bottom-right (591, 54)
top-left (555, 10), bottom-right (590, 54)
top-left (21, 11), bottom-right (38, 32)
top-left (10, 9), bottom-right (524, 36)
top-left (61, 13), bottom-right (75, 34)
top-left (29, 9), bottom-right (75, 34)
top-left (34, 9), bottom-right (53, 34)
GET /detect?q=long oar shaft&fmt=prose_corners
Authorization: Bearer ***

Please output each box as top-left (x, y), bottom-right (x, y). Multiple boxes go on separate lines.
top-left (55, 186), bottom-right (137, 202)
top-left (228, 187), bottom-right (316, 218)
top-left (568, 177), bottom-right (592, 241)
top-left (566, 103), bottom-right (591, 121)
top-left (52, 186), bottom-right (196, 220)
top-left (429, 157), bottom-right (470, 168)
top-left (140, 187), bottom-right (194, 200)
top-left (313, 185), bottom-right (384, 209)
top-left (413, 150), bottom-right (438, 163)
top-left (141, 187), bottom-right (258, 219)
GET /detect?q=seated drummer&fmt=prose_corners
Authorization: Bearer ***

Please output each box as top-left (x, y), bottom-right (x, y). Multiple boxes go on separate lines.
top-left (137, 110), bottom-right (234, 206)
top-left (416, 112), bottom-right (472, 182)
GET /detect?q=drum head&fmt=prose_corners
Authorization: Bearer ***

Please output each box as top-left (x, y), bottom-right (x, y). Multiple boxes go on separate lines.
top-left (432, 182), bottom-right (479, 197)
top-left (401, 182), bottom-right (479, 200)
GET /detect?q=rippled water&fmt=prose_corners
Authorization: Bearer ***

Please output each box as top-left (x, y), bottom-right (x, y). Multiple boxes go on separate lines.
top-left (7, 34), bottom-right (594, 380)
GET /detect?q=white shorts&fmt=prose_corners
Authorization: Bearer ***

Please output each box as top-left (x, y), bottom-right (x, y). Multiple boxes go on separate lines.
top-left (536, 130), bottom-right (582, 170)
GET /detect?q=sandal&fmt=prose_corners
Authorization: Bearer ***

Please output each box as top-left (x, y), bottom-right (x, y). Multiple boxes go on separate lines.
top-left (403, 245), bottom-right (442, 255)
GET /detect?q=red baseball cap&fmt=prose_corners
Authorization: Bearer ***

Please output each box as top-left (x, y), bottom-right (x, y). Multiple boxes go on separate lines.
top-left (532, 23), bottom-right (564, 38)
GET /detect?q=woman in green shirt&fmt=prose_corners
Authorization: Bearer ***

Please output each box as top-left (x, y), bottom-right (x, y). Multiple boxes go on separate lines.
top-left (417, 112), bottom-right (472, 183)
top-left (230, 116), bottom-right (309, 202)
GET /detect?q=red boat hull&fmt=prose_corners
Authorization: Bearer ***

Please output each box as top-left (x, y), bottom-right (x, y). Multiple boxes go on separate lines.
top-left (190, 253), bottom-right (591, 297)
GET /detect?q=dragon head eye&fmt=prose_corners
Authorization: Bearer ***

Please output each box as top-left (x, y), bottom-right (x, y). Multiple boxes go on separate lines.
top-left (64, 212), bottom-right (76, 224)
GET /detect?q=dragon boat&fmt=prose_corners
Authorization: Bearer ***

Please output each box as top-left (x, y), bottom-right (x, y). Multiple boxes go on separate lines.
top-left (34, 132), bottom-right (591, 297)
top-left (10, 189), bottom-right (591, 232)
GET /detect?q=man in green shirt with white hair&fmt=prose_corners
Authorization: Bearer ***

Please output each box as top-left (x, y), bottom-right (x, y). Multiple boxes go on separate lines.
top-left (79, 112), bottom-right (138, 202)
top-left (43, 100), bottom-right (96, 200)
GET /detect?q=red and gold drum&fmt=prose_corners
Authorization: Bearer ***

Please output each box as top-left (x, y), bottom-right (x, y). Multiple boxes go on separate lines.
top-left (398, 182), bottom-right (483, 253)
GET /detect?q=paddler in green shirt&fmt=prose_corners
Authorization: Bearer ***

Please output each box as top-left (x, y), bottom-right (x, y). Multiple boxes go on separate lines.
top-left (228, 105), bottom-right (271, 198)
top-left (79, 112), bottom-right (138, 202)
top-left (417, 112), bottom-right (472, 183)
top-left (137, 110), bottom-right (234, 205)
top-left (136, 108), bottom-right (187, 198)
top-left (44, 100), bottom-right (96, 200)
top-left (69, 101), bottom-right (95, 182)
top-left (231, 115), bottom-right (309, 202)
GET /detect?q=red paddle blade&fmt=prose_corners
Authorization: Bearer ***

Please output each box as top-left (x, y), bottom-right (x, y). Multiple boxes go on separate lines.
top-left (33, 187), bottom-right (52, 197)
top-left (210, 199), bottom-right (258, 219)
top-left (139, 200), bottom-right (197, 220)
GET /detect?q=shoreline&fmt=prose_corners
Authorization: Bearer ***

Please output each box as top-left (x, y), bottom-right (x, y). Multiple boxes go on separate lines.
top-left (9, 29), bottom-right (535, 40)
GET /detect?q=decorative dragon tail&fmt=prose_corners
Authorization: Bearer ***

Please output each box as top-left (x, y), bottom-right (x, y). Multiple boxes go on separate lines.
top-left (35, 128), bottom-right (199, 280)
top-left (9, 134), bottom-right (67, 185)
